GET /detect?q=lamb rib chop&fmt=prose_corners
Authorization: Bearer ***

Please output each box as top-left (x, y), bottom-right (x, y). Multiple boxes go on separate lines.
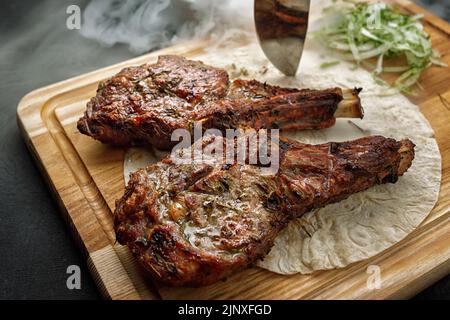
top-left (78, 55), bottom-right (363, 150)
top-left (114, 134), bottom-right (415, 287)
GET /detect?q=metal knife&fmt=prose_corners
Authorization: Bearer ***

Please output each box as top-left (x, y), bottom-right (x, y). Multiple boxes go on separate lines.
top-left (254, 0), bottom-right (311, 76)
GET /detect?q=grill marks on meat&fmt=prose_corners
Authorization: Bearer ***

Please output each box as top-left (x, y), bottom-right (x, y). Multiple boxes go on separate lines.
top-left (114, 135), bottom-right (415, 286)
top-left (77, 55), bottom-right (360, 149)
top-left (80, 54), bottom-right (410, 287)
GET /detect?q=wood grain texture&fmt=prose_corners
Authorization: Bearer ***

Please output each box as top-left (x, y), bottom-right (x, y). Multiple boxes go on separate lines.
top-left (17, 2), bottom-right (450, 300)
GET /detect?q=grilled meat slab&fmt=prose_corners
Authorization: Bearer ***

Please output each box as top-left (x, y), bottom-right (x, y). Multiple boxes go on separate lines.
top-left (78, 55), bottom-right (363, 149)
top-left (115, 135), bottom-right (415, 286)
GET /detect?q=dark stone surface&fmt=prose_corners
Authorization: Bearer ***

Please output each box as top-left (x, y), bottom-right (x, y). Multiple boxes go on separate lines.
top-left (0, 0), bottom-right (133, 300)
top-left (0, 0), bottom-right (448, 300)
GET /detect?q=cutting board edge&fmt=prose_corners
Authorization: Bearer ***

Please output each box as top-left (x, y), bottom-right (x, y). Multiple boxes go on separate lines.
top-left (14, 41), bottom-right (211, 300)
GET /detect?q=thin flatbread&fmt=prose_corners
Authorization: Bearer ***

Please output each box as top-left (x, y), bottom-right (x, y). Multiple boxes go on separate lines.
top-left (122, 0), bottom-right (441, 274)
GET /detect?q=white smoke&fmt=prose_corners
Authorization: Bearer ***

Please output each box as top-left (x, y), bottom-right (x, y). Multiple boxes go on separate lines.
top-left (80, 0), bottom-right (254, 54)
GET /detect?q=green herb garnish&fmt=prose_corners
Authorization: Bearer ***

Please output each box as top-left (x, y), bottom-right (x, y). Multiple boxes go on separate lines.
top-left (320, 61), bottom-right (341, 68)
top-left (316, 1), bottom-right (446, 92)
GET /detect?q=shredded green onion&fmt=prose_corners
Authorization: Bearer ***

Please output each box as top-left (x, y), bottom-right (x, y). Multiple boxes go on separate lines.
top-left (316, 1), bottom-right (447, 92)
top-left (320, 61), bottom-right (341, 68)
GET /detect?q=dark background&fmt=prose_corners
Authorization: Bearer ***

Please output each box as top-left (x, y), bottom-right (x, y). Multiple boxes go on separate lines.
top-left (0, 0), bottom-right (449, 300)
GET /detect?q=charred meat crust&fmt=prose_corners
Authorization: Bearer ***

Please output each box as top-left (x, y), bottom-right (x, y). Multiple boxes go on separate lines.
top-left (77, 55), bottom-right (362, 149)
top-left (114, 135), bottom-right (415, 287)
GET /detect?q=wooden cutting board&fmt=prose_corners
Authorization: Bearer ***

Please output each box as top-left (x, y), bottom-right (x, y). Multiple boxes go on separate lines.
top-left (17, 0), bottom-right (450, 300)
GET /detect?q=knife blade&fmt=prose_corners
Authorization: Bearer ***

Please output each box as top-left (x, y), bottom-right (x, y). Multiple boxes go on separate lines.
top-left (254, 0), bottom-right (311, 76)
